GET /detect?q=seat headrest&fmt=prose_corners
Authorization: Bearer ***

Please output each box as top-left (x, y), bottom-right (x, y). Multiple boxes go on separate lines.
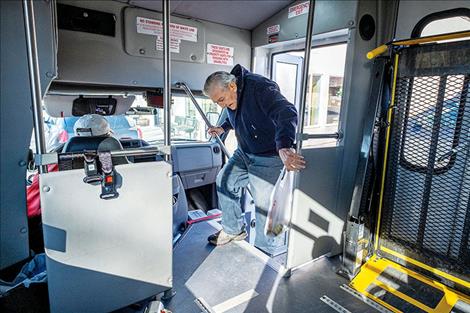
top-left (62, 136), bottom-right (123, 153)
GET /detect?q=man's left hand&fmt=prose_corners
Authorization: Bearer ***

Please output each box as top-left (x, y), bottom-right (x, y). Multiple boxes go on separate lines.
top-left (279, 148), bottom-right (306, 171)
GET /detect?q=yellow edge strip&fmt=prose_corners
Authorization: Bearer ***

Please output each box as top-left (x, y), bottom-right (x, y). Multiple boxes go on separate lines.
top-left (351, 256), bottom-right (469, 313)
top-left (435, 290), bottom-right (461, 313)
top-left (385, 255), bottom-right (456, 295)
top-left (378, 257), bottom-right (462, 312)
top-left (374, 53), bottom-right (399, 251)
top-left (396, 265), bottom-right (467, 312)
top-left (373, 279), bottom-right (434, 312)
top-left (392, 31), bottom-right (470, 47)
top-left (381, 246), bottom-right (470, 289)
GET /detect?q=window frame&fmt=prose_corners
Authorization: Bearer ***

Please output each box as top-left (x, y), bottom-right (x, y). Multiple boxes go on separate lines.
top-left (411, 8), bottom-right (470, 38)
top-left (270, 41), bottom-right (348, 130)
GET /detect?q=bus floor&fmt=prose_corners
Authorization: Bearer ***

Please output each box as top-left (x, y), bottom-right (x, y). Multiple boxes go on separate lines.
top-left (162, 220), bottom-right (377, 313)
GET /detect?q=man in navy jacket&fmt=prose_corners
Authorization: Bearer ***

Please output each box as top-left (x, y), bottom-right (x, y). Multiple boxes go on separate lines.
top-left (204, 64), bottom-right (305, 254)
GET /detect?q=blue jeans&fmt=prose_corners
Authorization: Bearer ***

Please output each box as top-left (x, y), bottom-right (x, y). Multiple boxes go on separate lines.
top-left (216, 148), bottom-right (284, 254)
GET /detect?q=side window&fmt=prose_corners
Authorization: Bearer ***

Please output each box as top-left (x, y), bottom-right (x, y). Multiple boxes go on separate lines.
top-left (273, 43), bottom-right (348, 148)
top-left (171, 95), bottom-right (221, 141)
top-left (412, 9), bottom-right (470, 39)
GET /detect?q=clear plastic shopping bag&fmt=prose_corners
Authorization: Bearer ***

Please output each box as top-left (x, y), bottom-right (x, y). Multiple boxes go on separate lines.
top-left (265, 167), bottom-right (294, 237)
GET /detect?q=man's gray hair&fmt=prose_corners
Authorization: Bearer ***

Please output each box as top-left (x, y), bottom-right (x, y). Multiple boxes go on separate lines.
top-left (203, 71), bottom-right (236, 96)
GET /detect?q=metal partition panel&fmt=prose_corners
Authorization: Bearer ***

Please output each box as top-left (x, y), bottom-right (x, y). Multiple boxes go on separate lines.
top-left (287, 147), bottom-right (344, 268)
top-left (40, 161), bottom-right (173, 313)
top-left (0, 0), bottom-right (57, 269)
top-left (377, 40), bottom-right (470, 287)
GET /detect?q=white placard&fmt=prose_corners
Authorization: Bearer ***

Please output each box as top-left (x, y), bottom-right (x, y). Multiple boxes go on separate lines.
top-left (136, 16), bottom-right (198, 42)
top-left (207, 44), bottom-right (234, 66)
top-left (156, 37), bottom-right (180, 53)
top-left (267, 24), bottom-right (280, 35)
top-left (288, 1), bottom-right (309, 19)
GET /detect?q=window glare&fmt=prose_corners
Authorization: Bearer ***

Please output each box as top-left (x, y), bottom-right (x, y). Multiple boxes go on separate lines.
top-left (287, 44), bottom-right (347, 147)
top-left (171, 96), bottom-right (221, 141)
top-left (421, 16), bottom-right (470, 39)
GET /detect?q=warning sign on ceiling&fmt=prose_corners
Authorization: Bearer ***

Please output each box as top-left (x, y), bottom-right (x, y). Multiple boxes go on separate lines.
top-left (288, 1), bottom-right (309, 19)
top-left (136, 17), bottom-right (198, 42)
top-left (267, 24), bottom-right (280, 35)
top-left (156, 37), bottom-right (180, 53)
top-left (207, 44), bottom-right (234, 66)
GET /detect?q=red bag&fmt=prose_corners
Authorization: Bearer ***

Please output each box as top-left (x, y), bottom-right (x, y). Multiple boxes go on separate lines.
top-left (26, 164), bottom-right (58, 218)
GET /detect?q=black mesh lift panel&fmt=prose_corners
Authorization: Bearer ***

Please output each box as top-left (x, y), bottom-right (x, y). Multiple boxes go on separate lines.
top-left (378, 40), bottom-right (470, 288)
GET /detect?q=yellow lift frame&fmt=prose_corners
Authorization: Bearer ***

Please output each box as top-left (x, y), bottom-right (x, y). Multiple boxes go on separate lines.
top-left (351, 32), bottom-right (470, 313)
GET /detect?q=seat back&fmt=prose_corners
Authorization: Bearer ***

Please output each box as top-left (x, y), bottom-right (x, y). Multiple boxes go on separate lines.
top-left (62, 136), bottom-right (128, 167)
top-left (40, 161), bottom-right (173, 313)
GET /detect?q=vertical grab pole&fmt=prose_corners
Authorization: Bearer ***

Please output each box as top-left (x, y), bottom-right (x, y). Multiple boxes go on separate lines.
top-left (296, 0), bottom-right (315, 152)
top-left (163, 0), bottom-right (171, 152)
top-left (286, 0), bottom-right (315, 276)
top-left (161, 3), bottom-right (176, 300)
top-left (23, 0), bottom-right (47, 173)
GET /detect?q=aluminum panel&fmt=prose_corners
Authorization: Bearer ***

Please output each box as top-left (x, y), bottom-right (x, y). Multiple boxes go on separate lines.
top-left (40, 161), bottom-right (173, 313)
top-left (56, 0), bottom-right (251, 91)
top-left (252, 0), bottom-right (357, 47)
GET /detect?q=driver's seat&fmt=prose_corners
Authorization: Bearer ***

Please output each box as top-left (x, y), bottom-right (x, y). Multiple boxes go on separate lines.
top-left (62, 136), bottom-right (128, 168)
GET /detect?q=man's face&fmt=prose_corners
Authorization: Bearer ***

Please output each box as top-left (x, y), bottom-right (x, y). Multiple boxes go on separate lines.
top-left (209, 82), bottom-right (238, 110)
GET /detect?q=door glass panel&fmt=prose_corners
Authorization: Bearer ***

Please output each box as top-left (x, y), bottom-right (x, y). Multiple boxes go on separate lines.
top-left (275, 62), bottom-right (298, 104)
top-left (288, 43), bottom-right (348, 147)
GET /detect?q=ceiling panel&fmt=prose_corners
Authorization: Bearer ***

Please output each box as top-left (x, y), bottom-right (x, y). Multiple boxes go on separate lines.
top-left (127, 0), bottom-right (294, 30)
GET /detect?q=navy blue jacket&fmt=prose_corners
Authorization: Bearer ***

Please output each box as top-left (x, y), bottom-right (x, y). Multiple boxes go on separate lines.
top-left (220, 64), bottom-right (298, 155)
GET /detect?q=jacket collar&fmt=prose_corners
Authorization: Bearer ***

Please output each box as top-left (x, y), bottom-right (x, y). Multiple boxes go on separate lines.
top-left (230, 64), bottom-right (248, 102)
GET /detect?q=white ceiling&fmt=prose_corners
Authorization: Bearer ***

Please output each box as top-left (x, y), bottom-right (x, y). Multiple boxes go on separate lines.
top-left (125, 0), bottom-right (295, 30)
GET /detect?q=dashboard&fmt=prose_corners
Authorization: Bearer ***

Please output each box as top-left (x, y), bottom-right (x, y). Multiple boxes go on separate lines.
top-left (121, 138), bottom-right (223, 189)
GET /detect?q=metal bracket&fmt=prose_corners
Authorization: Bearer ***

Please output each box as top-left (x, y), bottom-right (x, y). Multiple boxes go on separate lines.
top-left (340, 285), bottom-right (393, 313)
top-left (320, 295), bottom-right (351, 313)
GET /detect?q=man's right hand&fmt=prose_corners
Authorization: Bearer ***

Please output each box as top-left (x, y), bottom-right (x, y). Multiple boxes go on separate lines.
top-left (207, 126), bottom-right (224, 137)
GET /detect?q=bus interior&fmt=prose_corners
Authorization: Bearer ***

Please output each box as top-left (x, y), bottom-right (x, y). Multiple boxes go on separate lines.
top-left (1, 0), bottom-right (470, 312)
